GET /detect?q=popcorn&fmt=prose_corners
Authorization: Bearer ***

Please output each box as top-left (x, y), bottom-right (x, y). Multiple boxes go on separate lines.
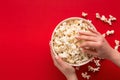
top-left (107, 19), bottom-right (112, 25)
top-left (107, 15), bottom-right (116, 25)
top-left (106, 30), bottom-right (114, 35)
top-left (100, 15), bottom-right (108, 22)
top-left (58, 52), bottom-right (69, 58)
top-left (51, 17), bottom-right (95, 66)
top-left (96, 13), bottom-right (100, 19)
top-left (115, 40), bottom-right (119, 45)
top-left (81, 72), bottom-right (90, 80)
top-left (88, 66), bottom-right (100, 72)
top-left (87, 20), bottom-right (92, 23)
top-left (114, 46), bottom-right (119, 50)
top-left (109, 15), bottom-right (117, 21)
top-left (114, 40), bottom-right (120, 50)
top-left (95, 13), bottom-right (117, 25)
top-left (82, 12), bottom-right (88, 17)
top-left (102, 30), bottom-right (114, 37)
top-left (102, 33), bottom-right (106, 37)
top-left (75, 66), bottom-right (80, 70)
top-left (94, 60), bottom-right (101, 66)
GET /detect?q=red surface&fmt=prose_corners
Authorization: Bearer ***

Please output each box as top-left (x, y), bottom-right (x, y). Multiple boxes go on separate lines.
top-left (0, 0), bottom-right (120, 80)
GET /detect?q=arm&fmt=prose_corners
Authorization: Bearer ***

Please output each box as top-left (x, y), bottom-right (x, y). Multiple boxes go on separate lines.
top-left (49, 42), bottom-right (78, 80)
top-left (76, 27), bottom-right (120, 67)
top-left (108, 49), bottom-right (120, 67)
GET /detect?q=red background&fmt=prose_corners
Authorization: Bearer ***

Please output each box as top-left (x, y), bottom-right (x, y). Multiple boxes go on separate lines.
top-left (0, 0), bottom-right (120, 80)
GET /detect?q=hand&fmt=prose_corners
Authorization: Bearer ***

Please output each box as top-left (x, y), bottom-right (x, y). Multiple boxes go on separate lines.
top-left (76, 27), bottom-right (120, 67)
top-left (76, 27), bottom-right (115, 60)
top-left (49, 42), bottom-right (78, 80)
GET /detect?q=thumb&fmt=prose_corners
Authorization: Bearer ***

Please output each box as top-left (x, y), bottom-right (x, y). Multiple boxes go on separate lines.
top-left (55, 56), bottom-right (67, 67)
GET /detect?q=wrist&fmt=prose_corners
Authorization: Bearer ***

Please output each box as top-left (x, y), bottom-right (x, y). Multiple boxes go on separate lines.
top-left (105, 48), bottom-right (116, 60)
top-left (66, 73), bottom-right (78, 80)
top-left (108, 49), bottom-right (120, 67)
top-left (107, 49), bottom-right (118, 60)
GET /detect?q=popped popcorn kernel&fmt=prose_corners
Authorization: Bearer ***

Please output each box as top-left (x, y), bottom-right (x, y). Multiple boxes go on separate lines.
top-left (96, 13), bottom-right (100, 19)
top-left (94, 60), bottom-right (101, 66)
top-left (82, 12), bottom-right (88, 17)
top-left (109, 15), bottom-right (117, 21)
top-left (75, 66), bottom-right (80, 70)
top-left (100, 15), bottom-right (107, 22)
top-left (81, 72), bottom-right (90, 80)
top-left (107, 19), bottom-right (112, 25)
top-left (102, 33), bottom-right (106, 37)
top-left (114, 40), bottom-right (120, 50)
top-left (106, 30), bottom-right (114, 35)
top-left (95, 13), bottom-right (116, 26)
top-left (88, 66), bottom-right (100, 72)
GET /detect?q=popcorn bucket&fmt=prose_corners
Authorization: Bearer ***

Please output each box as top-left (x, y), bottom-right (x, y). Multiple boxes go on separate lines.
top-left (50, 17), bottom-right (96, 66)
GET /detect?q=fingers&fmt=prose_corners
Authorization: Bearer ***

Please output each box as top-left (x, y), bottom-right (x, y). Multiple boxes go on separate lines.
top-left (55, 56), bottom-right (68, 67)
top-left (49, 41), bottom-right (67, 68)
top-left (80, 41), bottom-right (98, 48)
top-left (49, 41), bottom-right (54, 59)
top-left (77, 28), bottom-right (101, 42)
top-left (83, 48), bottom-right (97, 56)
top-left (88, 27), bottom-right (101, 35)
top-left (49, 41), bottom-right (58, 58)
top-left (79, 30), bottom-right (96, 37)
top-left (76, 35), bottom-right (96, 41)
top-left (49, 41), bottom-right (59, 66)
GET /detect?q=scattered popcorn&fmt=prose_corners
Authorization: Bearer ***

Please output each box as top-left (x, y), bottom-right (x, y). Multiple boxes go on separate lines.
top-left (75, 66), bottom-right (80, 70)
top-left (94, 60), bottom-right (101, 66)
top-left (107, 19), bottom-right (112, 25)
top-left (52, 18), bottom-right (95, 65)
top-left (88, 66), bottom-right (100, 72)
top-left (106, 30), bottom-right (114, 35)
top-left (115, 40), bottom-right (120, 45)
top-left (107, 15), bottom-right (116, 25)
top-left (87, 20), bottom-right (92, 23)
top-left (95, 13), bottom-right (116, 25)
top-left (103, 30), bottom-right (114, 37)
top-left (100, 15), bottom-right (107, 22)
top-left (109, 15), bottom-right (117, 21)
top-left (96, 13), bottom-right (100, 19)
top-left (50, 12), bottom-right (118, 79)
top-left (81, 72), bottom-right (90, 80)
top-left (102, 33), bottom-right (106, 37)
top-left (114, 40), bottom-right (120, 50)
top-left (114, 46), bottom-right (119, 50)
top-left (82, 12), bottom-right (88, 17)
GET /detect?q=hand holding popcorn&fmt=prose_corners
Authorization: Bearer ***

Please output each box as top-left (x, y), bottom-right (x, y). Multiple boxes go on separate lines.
top-left (50, 42), bottom-right (78, 80)
top-left (77, 27), bottom-right (120, 67)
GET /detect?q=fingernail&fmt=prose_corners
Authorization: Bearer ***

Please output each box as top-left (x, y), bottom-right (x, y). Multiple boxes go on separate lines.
top-left (79, 45), bottom-right (81, 47)
top-left (79, 30), bottom-right (84, 33)
top-left (75, 36), bottom-right (79, 39)
top-left (79, 31), bottom-right (81, 34)
top-left (79, 45), bottom-right (82, 47)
